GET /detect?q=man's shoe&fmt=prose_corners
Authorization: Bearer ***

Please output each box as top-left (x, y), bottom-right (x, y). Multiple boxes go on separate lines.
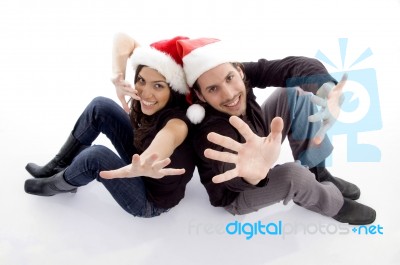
top-left (333, 198), bottom-right (376, 225)
top-left (311, 167), bottom-right (361, 200)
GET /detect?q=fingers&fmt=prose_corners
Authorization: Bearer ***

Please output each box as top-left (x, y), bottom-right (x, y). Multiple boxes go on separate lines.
top-left (159, 168), bottom-right (186, 176)
top-left (141, 155), bottom-right (184, 177)
top-left (127, 87), bottom-right (141, 101)
top-left (142, 153), bottom-right (170, 172)
top-left (312, 130), bottom-right (325, 145)
top-left (151, 157), bottom-right (171, 171)
top-left (334, 73), bottom-right (348, 92)
top-left (150, 157), bottom-right (186, 177)
top-left (312, 122), bottom-right (331, 145)
top-left (204, 148), bottom-right (237, 164)
top-left (212, 168), bottom-right (238, 183)
top-left (131, 154), bottom-right (141, 166)
top-left (99, 170), bottom-right (112, 179)
top-left (229, 116), bottom-right (255, 142)
top-left (118, 94), bottom-right (130, 113)
top-left (114, 76), bottom-right (140, 102)
top-left (310, 94), bottom-right (327, 107)
top-left (121, 86), bottom-right (140, 100)
top-left (143, 153), bottom-right (158, 167)
top-left (207, 132), bottom-right (241, 152)
top-left (316, 83), bottom-right (332, 98)
top-left (99, 167), bottom-right (126, 179)
top-left (100, 154), bottom-right (182, 180)
top-left (338, 94), bottom-right (345, 106)
top-left (308, 108), bottom-right (325, 122)
top-left (270, 117), bottom-right (284, 136)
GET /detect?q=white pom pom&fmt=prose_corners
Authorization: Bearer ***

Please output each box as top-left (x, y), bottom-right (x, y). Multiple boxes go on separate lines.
top-left (186, 104), bottom-right (206, 124)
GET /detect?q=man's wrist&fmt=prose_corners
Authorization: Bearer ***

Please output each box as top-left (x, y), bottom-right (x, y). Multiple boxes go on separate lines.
top-left (243, 177), bottom-right (261, 186)
top-left (243, 171), bottom-right (269, 186)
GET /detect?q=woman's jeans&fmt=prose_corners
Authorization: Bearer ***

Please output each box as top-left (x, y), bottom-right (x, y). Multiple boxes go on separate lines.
top-left (62, 97), bottom-right (168, 218)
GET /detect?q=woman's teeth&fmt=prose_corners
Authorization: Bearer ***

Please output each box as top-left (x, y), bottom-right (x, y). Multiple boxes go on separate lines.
top-left (142, 100), bottom-right (156, 106)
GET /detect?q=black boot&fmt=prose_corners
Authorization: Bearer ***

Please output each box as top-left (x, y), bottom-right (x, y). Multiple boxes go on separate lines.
top-left (310, 166), bottom-right (361, 200)
top-left (333, 198), bottom-right (376, 225)
top-left (24, 169), bottom-right (78, 196)
top-left (25, 133), bottom-right (88, 178)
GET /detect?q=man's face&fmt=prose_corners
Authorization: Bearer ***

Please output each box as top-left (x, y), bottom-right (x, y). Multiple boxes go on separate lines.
top-left (196, 63), bottom-right (247, 116)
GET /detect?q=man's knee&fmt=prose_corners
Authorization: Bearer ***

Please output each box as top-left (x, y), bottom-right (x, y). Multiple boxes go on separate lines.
top-left (270, 162), bottom-right (315, 185)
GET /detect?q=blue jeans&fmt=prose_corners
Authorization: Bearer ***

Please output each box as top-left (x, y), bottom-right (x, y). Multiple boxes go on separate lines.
top-left (261, 87), bottom-right (333, 168)
top-left (63, 97), bottom-right (168, 218)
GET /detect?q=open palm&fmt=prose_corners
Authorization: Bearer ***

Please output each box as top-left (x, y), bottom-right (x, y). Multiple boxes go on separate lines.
top-left (309, 74), bottom-right (347, 144)
top-left (100, 153), bottom-right (185, 179)
top-left (204, 116), bottom-right (284, 185)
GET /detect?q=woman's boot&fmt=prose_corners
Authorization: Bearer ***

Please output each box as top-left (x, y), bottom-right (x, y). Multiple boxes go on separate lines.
top-left (24, 169), bottom-right (78, 196)
top-left (25, 133), bottom-right (88, 178)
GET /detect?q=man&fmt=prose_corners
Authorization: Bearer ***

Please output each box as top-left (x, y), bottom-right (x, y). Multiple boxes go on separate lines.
top-left (175, 37), bottom-right (375, 225)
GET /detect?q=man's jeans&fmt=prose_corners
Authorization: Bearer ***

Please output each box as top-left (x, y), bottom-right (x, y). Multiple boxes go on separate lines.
top-left (261, 87), bottom-right (333, 168)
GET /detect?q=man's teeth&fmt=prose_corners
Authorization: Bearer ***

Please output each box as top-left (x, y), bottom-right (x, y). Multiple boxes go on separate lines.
top-left (142, 100), bottom-right (156, 106)
top-left (226, 97), bottom-right (239, 107)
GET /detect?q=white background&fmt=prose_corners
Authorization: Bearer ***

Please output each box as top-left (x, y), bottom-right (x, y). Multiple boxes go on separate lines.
top-left (1, 0), bottom-right (400, 264)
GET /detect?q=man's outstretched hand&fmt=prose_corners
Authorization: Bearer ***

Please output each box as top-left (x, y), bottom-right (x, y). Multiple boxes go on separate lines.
top-left (308, 74), bottom-right (347, 145)
top-left (204, 116), bottom-right (284, 185)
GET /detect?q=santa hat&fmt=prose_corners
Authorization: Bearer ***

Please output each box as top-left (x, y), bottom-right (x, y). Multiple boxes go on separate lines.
top-left (131, 36), bottom-right (189, 95)
top-left (176, 38), bottom-right (237, 124)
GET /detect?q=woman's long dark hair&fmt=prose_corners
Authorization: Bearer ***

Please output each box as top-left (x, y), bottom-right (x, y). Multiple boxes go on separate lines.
top-left (129, 65), bottom-right (189, 151)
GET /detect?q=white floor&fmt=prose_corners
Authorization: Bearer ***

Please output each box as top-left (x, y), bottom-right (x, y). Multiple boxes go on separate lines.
top-left (1, 0), bottom-right (400, 264)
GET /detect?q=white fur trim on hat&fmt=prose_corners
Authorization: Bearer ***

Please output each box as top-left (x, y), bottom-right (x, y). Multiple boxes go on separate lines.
top-left (186, 104), bottom-right (205, 124)
top-left (182, 41), bottom-right (237, 87)
top-left (131, 47), bottom-right (189, 95)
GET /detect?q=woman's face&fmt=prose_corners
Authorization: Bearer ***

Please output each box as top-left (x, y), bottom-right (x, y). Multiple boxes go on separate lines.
top-left (135, 67), bottom-right (171, 116)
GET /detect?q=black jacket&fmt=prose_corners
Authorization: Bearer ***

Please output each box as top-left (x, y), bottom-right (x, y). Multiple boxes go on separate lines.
top-left (193, 56), bottom-right (337, 207)
top-left (140, 107), bottom-right (196, 209)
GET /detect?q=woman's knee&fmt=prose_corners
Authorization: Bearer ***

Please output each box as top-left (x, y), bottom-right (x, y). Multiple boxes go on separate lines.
top-left (89, 96), bottom-right (113, 107)
top-left (78, 145), bottom-right (114, 160)
top-left (75, 145), bottom-right (123, 171)
top-left (87, 96), bottom-right (117, 114)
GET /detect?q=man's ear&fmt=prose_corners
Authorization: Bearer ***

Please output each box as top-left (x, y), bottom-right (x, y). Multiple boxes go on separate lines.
top-left (194, 89), bottom-right (206, 103)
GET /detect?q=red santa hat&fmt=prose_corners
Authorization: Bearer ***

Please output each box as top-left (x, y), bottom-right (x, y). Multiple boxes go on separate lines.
top-left (131, 36), bottom-right (189, 95)
top-left (176, 37), bottom-right (237, 124)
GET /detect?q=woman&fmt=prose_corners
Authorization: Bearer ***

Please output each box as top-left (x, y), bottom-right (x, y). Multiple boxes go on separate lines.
top-left (24, 34), bottom-right (195, 218)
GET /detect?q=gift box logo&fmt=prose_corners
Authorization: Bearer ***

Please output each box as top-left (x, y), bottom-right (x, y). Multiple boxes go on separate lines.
top-left (315, 38), bottom-right (382, 163)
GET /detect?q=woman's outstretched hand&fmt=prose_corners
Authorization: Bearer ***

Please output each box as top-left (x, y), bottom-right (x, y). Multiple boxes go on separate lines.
top-left (100, 153), bottom-right (185, 179)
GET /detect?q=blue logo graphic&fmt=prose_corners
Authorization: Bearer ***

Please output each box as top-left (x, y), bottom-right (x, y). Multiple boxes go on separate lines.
top-left (226, 220), bottom-right (282, 240)
top-left (315, 38), bottom-right (382, 163)
top-left (224, 220), bottom-right (384, 239)
top-left (352, 224), bottom-right (384, 235)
